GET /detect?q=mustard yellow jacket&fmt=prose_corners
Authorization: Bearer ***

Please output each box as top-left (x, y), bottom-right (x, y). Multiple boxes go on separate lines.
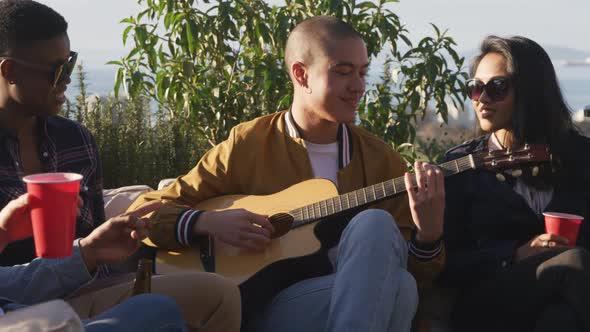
top-left (128, 111), bottom-right (445, 288)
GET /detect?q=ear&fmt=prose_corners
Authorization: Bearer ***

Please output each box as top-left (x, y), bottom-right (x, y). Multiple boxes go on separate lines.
top-left (290, 62), bottom-right (308, 88)
top-left (0, 59), bottom-right (17, 84)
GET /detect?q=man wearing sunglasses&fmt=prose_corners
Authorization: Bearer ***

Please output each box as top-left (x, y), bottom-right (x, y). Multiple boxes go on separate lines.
top-left (0, 1), bottom-right (243, 331)
top-left (1, 51), bottom-right (78, 89)
top-left (0, 0), bottom-right (104, 269)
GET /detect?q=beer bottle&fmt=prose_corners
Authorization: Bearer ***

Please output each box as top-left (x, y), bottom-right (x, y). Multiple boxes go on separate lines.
top-left (131, 259), bottom-right (152, 296)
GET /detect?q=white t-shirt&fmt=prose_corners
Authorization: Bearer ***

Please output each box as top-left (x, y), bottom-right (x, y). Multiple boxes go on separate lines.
top-left (305, 140), bottom-right (341, 265)
top-left (305, 140), bottom-right (339, 187)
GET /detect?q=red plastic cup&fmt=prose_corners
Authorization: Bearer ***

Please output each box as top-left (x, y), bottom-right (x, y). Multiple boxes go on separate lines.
top-left (543, 212), bottom-right (583, 246)
top-left (23, 173), bottom-right (83, 258)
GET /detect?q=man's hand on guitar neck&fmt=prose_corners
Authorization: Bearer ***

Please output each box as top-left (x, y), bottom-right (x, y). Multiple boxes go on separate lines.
top-left (193, 209), bottom-right (274, 251)
top-left (404, 161), bottom-right (445, 244)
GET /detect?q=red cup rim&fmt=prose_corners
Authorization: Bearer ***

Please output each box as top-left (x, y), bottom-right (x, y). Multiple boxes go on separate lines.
top-left (23, 172), bottom-right (83, 184)
top-left (543, 212), bottom-right (584, 221)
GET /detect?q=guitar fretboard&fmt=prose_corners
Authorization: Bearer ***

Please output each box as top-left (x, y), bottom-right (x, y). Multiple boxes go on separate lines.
top-left (288, 154), bottom-right (475, 228)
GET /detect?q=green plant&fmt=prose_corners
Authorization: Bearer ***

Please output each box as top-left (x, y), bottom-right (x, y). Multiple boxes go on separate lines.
top-left (71, 0), bottom-right (469, 187)
top-left (114, 0), bottom-right (467, 152)
top-left (359, 26), bottom-right (467, 155)
top-left (417, 137), bottom-right (460, 164)
top-left (66, 63), bottom-right (207, 189)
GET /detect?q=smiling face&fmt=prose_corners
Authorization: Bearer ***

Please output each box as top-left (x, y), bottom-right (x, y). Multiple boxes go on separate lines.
top-left (302, 36), bottom-right (369, 124)
top-left (5, 33), bottom-right (72, 117)
top-left (472, 52), bottom-right (515, 132)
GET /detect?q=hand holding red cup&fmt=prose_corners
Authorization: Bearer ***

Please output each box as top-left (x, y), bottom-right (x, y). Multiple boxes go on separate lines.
top-left (23, 172), bottom-right (83, 258)
top-left (543, 212), bottom-right (583, 247)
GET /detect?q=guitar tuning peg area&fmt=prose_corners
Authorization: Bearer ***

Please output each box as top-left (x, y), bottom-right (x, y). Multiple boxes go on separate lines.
top-left (496, 173), bottom-right (506, 182)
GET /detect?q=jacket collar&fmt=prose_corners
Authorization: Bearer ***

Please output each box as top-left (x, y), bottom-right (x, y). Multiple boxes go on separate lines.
top-left (284, 110), bottom-right (353, 169)
top-left (472, 133), bottom-right (492, 153)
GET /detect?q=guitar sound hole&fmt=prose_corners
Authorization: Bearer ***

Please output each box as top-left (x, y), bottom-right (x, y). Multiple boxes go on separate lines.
top-left (269, 213), bottom-right (294, 239)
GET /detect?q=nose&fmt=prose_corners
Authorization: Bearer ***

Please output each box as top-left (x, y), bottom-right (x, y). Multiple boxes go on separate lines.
top-left (349, 72), bottom-right (366, 94)
top-left (478, 88), bottom-right (492, 104)
top-left (55, 74), bottom-right (72, 90)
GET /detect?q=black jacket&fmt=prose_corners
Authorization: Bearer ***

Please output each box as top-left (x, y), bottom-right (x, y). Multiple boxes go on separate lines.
top-left (438, 132), bottom-right (590, 288)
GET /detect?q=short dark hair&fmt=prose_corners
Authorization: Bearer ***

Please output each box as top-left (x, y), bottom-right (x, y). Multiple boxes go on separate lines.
top-left (289, 16), bottom-right (361, 41)
top-left (0, 0), bottom-right (68, 55)
top-left (285, 16), bottom-right (362, 68)
top-left (470, 36), bottom-right (576, 150)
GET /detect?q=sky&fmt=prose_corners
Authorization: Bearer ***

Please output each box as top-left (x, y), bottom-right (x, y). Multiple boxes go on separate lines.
top-left (39, 0), bottom-right (590, 70)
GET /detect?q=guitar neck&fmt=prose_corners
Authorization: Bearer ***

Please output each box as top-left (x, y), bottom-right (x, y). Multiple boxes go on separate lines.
top-left (289, 154), bottom-right (476, 228)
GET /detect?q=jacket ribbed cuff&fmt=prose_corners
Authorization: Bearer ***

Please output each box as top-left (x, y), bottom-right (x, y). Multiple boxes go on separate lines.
top-left (408, 229), bottom-right (443, 261)
top-left (175, 209), bottom-right (204, 247)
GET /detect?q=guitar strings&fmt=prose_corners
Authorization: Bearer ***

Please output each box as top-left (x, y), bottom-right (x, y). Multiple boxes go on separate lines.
top-left (279, 149), bottom-right (544, 230)
top-left (284, 156), bottom-right (475, 229)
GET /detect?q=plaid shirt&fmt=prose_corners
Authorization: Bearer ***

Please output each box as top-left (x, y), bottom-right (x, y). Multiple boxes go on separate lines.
top-left (0, 115), bottom-right (105, 267)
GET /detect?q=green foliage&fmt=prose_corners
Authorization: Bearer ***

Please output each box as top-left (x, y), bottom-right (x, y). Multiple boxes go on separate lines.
top-left (417, 137), bottom-right (458, 164)
top-left (73, 0), bottom-right (469, 187)
top-left (113, 0), bottom-right (293, 146)
top-left (66, 64), bottom-right (207, 189)
top-left (115, 0), bottom-right (467, 151)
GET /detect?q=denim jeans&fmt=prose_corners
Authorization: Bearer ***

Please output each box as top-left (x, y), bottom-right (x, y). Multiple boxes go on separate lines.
top-left (253, 209), bottom-right (418, 332)
top-left (84, 293), bottom-right (187, 332)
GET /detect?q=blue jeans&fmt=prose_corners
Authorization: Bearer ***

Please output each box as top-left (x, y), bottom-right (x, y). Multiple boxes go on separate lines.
top-left (253, 209), bottom-right (418, 332)
top-left (84, 293), bottom-right (186, 332)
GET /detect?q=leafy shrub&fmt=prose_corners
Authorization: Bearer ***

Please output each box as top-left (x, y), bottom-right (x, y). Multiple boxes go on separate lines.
top-left (69, 0), bottom-right (469, 187)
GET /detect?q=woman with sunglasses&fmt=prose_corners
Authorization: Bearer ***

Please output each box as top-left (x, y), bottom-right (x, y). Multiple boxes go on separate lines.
top-left (438, 35), bottom-right (590, 332)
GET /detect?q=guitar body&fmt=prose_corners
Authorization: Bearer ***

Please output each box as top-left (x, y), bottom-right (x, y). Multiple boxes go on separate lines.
top-left (153, 179), bottom-right (342, 324)
top-left (147, 145), bottom-right (551, 324)
top-left (154, 178), bottom-right (339, 281)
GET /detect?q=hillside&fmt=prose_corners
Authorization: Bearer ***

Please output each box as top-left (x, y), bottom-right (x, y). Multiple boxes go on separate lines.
top-left (460, 45), bottom-right (590, 63)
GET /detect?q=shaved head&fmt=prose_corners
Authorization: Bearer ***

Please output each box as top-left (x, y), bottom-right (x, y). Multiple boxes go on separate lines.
top-left (285, 16), bottom-right (367, 136)
top-left (285, 16), bottom-right (362, 73)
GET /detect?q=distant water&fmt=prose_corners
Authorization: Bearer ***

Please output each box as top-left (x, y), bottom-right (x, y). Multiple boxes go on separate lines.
top-left (69, 63), bottom-right (590, 112)
top-left (68, 67), bottom-right (117, 100)
top-left (555, 65), bottom-right (590, 111)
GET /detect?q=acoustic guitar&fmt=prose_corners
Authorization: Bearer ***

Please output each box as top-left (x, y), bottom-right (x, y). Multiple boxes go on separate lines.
top-left (149, 144), bottom-right (551, 322)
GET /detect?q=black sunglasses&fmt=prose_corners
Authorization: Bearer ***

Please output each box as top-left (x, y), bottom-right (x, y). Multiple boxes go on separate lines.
top-left (466, 77), bottom-right (510, 102)
top-left (0, 51), bottom-right (78, 88)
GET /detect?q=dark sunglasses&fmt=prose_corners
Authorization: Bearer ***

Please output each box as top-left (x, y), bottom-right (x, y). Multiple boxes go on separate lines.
top-left (0, 51), bottom-right (78, 88)
top-left (466, 77), bottom-right (510, 102)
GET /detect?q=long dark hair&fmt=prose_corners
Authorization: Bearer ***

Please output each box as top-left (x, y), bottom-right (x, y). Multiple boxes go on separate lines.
top-left (470, 36), bottom-right (576, 151)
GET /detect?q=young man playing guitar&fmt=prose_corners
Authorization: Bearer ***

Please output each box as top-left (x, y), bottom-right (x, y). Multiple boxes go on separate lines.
top-left (130, 16), bottom-right (445, 332)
